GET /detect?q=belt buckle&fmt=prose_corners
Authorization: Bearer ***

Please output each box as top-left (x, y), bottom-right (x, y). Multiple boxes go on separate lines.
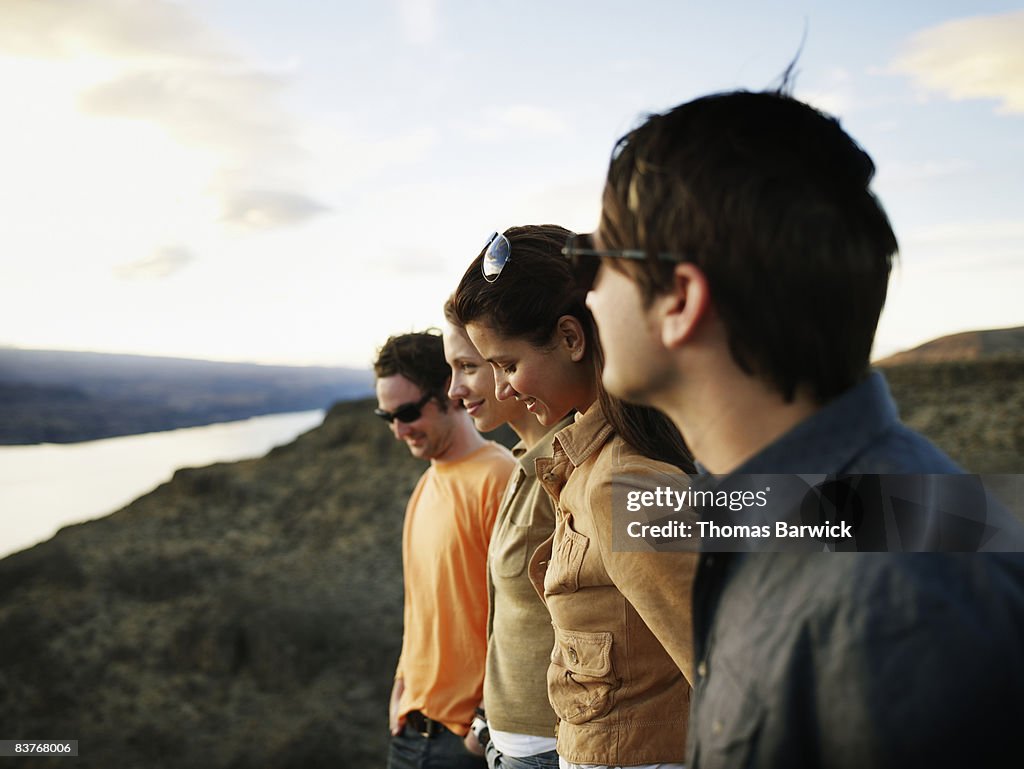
top-left (409, 711), bottom-right (439, 739)
top-left (421, 717), bottom-right (440, 739)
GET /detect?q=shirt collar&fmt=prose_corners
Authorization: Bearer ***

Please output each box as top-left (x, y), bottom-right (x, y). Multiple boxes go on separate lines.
top-left (553, 401), bottom-right (614, 469)
top-left (514, 413), bottom-right (576, 478)
top-left (733, 371), bottom-right (900, 475)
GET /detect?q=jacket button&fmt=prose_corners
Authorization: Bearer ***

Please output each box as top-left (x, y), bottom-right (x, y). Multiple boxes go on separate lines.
top-left (568, 648), bottom-right (579, 664)
top-left (698, 660), bottom-right (708, 677)
top-left (712, 719), bottom-right (723, 735)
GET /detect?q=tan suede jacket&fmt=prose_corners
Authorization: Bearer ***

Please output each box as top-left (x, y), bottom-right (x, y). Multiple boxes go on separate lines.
top-left (528, 404), bottom-right (699, 766)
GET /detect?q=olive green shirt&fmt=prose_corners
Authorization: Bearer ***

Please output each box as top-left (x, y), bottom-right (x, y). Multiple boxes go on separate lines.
top-left (484, 415), bottom-right (575, 735)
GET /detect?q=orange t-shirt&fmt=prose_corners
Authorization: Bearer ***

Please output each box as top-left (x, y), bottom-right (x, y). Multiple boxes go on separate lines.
top-left (395, 441), bottom-right (515, 734)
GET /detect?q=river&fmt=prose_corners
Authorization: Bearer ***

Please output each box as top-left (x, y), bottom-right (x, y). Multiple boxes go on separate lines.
top-left (0, 409), bottom-right (325, 559)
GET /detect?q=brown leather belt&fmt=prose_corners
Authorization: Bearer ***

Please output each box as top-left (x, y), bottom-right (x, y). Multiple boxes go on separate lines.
top-left (406, 710), bottom-right (445, 738)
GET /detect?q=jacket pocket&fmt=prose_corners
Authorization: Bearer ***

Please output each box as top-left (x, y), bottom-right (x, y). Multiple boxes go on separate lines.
top-left (547, 627), bottom-right (621, 725)
top-left (543, 518), bottom-right (588, 594)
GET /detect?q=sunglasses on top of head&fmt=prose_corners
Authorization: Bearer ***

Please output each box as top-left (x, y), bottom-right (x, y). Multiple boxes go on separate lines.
top-left (374, 393), bottom-right (433, 424)
top-left (480, 231), bottom-right (512, 283)
top-left (561, 232), bottom-right (689, 291)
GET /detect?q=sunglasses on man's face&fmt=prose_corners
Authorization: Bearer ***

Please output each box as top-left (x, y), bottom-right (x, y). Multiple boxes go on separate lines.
top-left (561, 232), bottom-right (690, 291)
top-left (374, 393), bottom-right (433, 424)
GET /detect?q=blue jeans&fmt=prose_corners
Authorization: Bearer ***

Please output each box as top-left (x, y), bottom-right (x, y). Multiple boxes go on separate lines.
top-left (387, 722), bottom-right (487, 769)
top-left (484, 742), bottom-right (559, 769)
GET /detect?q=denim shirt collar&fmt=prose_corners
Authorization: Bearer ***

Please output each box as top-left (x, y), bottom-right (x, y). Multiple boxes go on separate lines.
top-left (740, 371), bottom-right (899, 474)
top-left (695, 371), bottom-right (899, 477)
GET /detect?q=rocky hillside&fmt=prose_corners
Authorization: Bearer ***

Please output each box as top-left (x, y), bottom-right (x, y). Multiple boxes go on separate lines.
top-left (0, 400), bottom-right (514, 768)
top-left (0, 356), bottom-right (1021, 768)
top-left (876, 325), bottom-right (1024, 366)
top-left (884, 357), bottom-right (1024, 472)
top-left (878, 325), bottom-right (1024, 472)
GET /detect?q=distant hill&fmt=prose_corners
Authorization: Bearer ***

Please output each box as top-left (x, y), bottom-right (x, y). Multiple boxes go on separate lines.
top-left (0, 348), bottom-right (373, 444)
top-left (877, 325), bottom-right (1024, 366)
top-left (870, 328), bottom-right (1024, 473)
top-left (883, 357), bottom-right (1024, 473)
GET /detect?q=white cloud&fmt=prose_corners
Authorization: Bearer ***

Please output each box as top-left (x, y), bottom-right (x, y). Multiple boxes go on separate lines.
top-left (893, 10), bottom-right (1024, 114)
top-left (1, 0), bottom-right (327, 232)
top-left (78, 68), bottom-right (295, 159)
top-left (219, 190), bottom-right (330, 231)
top-left (114, 245), bottom-right (195, 279)
top-left (0, 0), bottom-right (224, 64)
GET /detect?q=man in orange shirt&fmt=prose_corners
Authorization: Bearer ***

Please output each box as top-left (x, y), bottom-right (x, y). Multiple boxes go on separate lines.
top-left (375, 331), bottom-right (516, 769)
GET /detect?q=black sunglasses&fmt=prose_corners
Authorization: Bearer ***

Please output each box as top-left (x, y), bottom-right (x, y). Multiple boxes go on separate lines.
top-left (561, 233), bottom-right (689, 291)
top-left (374, 393), bottom-right (433, 424)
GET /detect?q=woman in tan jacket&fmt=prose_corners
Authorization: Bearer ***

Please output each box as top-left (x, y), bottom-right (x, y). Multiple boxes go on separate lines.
top-left (451, 225), bottom-right (700, 769)
top-left (442, 281), bottom-right (573, 769)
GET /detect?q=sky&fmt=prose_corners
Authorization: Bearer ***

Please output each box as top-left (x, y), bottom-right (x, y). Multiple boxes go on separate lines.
top-left (0, 0), bottom-right (1022, 368)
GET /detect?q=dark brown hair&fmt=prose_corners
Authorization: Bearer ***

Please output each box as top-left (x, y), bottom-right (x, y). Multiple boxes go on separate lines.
top-left (601, 89), bottom-right (898, 403)
top-left (373, 330), bottom-right (451, 412)
top-left (452, 224), bottom-right (694, 472)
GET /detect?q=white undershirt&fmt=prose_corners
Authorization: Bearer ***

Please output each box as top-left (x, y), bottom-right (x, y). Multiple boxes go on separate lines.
top-left (559, 760), bottom-right (686, 769)
top-left (488, 727), bottom-right (557, 758)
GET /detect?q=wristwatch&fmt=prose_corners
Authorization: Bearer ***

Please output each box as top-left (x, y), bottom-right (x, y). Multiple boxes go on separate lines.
top-left (470, 708), bottom-right (490, 749)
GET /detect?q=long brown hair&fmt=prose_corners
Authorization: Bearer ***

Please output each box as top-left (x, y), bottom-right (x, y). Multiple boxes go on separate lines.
top-left (451, 224), bottom-right (694, 473)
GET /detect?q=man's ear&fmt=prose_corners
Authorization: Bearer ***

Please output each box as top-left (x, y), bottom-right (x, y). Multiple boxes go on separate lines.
top-left (555, 315), bottom-right (587, 362)
top-left (660, 263), bottom-right (712, 349)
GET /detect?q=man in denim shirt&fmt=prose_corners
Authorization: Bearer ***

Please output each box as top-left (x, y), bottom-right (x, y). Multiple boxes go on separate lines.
top-left (575, 87), bottom-right (1024, 767)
